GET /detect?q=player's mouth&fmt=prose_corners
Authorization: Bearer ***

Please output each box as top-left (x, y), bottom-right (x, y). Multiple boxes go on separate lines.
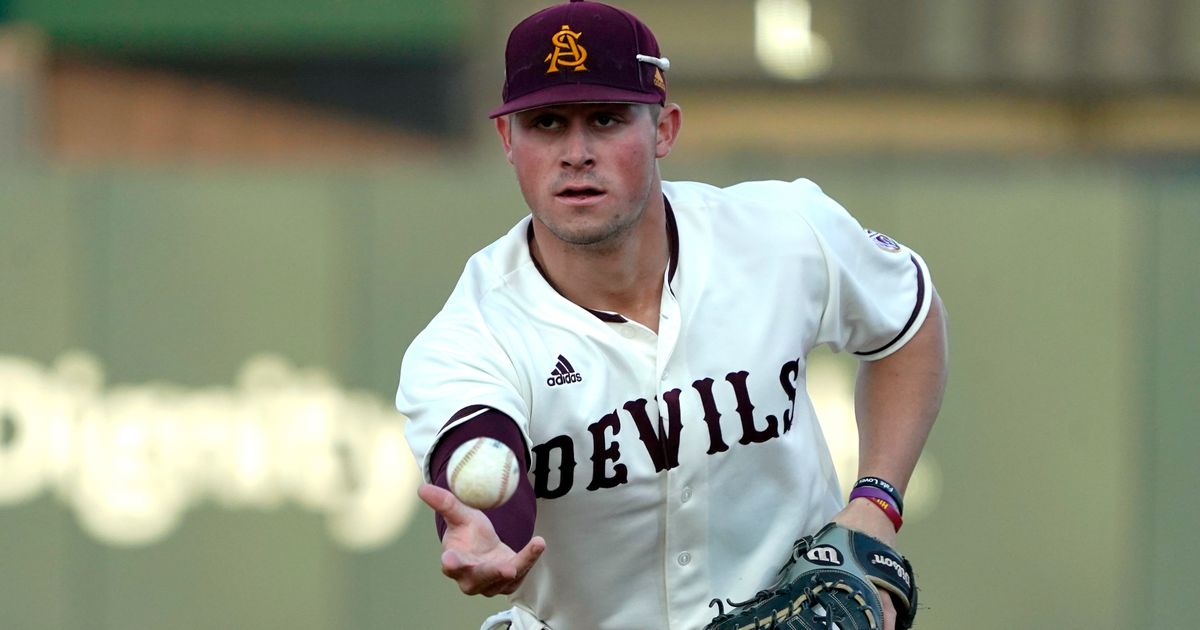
top-left (555, 185), bottom-right (606, 206)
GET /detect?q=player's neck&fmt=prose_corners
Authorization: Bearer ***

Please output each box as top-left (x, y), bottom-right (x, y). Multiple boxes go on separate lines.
top-left (530, 201), bottom-right (668, 332)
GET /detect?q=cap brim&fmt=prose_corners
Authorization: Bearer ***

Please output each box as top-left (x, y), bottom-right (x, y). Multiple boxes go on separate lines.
top-left (488, 83), bottom-right (664, 118)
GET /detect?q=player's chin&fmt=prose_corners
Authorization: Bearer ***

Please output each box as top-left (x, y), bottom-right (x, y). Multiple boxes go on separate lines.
top-left (537, 212), bottom-right (613, 243)
top-left (558, 222), bottom-right (629, 248)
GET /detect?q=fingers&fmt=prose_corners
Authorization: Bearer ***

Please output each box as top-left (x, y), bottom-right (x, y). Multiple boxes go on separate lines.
top-left (488, 536), bottom-right (546, 594)
top-left (443, 548), bottom-right (502, 582)
top-left (443, 536), bottom-right (547, 597)
top-left (419, 484), bottom-right (544, 597)
top-left (449, 561), bottom-right (506, 596)
top-left (442, 550), bottom-right (513, 597)
top-left (417, 483), bottom-right (476, 528)
top-left (417, 482), bottom-right (452, 511)
top-left (878, 587), bottom-right (897, 630)
top-left (439, 549), bottom-right (469, 575)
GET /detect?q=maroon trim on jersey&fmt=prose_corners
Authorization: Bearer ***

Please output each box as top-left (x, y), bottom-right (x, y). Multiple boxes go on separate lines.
top-left (526, 222), bottom-right (615, 319)
top-left (443, 404), bottom-right (492, 427)
top-left (430, 407), bottom-right (536, 550)
top-left (665, 196), bottom-right (679, 287)
top-left (587, 309), bottom-right (627, 323)
top-left (854, 255), bottom-right (926, 357)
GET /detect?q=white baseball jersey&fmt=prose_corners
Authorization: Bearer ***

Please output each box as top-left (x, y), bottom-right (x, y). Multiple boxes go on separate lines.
top-left (397, 178), bottom-right (933, 630)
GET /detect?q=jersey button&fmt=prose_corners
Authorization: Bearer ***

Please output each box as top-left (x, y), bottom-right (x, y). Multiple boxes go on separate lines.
top-left (677, 552), bottom-right (691, 566)
top-left (681, 486), bottom-right (692, 503)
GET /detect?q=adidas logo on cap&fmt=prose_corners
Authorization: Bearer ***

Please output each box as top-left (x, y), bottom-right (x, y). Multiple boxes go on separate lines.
top-left (547, 354), bottom-right (583, 387)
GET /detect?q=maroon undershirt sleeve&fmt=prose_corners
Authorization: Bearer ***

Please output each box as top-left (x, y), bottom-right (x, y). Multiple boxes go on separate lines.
top-left (428, 408), bottom-right (536, 550)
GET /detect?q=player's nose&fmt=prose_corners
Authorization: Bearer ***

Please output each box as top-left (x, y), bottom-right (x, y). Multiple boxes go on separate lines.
top-left (559, 125), bottom-right (595, 169)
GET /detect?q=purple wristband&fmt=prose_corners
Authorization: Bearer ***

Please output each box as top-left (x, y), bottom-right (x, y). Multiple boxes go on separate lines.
top-left (854, 476), bottom-right (904, 514)
top-left (849, 485), bottom-right (904, 532)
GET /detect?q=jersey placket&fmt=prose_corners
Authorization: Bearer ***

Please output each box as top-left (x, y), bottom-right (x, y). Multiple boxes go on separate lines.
top-left (657, 275), bottom-right (706, 628)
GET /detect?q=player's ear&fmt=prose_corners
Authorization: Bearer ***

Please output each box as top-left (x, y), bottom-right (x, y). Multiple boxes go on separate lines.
top-left (654, 103), bottom-right (682, 159)
top-left (495, 116), bottom-right (515, 164)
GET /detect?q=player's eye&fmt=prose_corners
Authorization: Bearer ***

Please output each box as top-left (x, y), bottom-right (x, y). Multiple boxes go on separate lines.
top-left (593, 113), bottom-right (620, 127)
top-left (531, 115), bottom-right (563, 130)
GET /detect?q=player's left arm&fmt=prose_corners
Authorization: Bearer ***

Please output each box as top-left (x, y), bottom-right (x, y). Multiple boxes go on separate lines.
top-left (832, 287), bottom-right (947, 629)
top-left (836, 286), bottom-right (947, 540)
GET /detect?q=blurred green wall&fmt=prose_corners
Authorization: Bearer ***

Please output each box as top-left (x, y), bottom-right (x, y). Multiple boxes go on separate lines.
top-left (1, 154), bottom-right (1196, 629)
top-left (1141, 167), bottom-right (1200, 630)
top-left (7, 0), bottom-right (472, 53)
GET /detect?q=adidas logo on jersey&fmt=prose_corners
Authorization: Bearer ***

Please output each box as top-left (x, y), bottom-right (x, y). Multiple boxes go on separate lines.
top-left (546, 355), bottom-right (583, 387)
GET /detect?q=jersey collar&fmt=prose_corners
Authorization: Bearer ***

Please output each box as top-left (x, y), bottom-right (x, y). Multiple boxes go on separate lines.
top-left (526, 194), bottom-right (679, 323)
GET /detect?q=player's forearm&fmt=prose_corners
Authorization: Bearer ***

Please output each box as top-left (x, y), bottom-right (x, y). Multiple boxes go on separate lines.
top-left (853, 290), bottom-right (948, 494)
top-left (429, 411), bottom-right (537, 550)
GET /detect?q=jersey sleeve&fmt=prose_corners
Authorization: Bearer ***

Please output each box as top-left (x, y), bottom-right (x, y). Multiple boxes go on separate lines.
top-left (396, 282), bottom-right (532, 481)
top-left (428, 408), bottom-right (536, 549)
top-left (794, 179), bottom-right (933, 360)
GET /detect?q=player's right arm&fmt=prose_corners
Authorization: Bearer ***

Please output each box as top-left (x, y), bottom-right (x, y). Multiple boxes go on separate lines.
top-left (420, 406), bottom-right (543, 595)
top-left (397, 267), bottom-right (543, 596)
top-left (410, 403), bottom-right (545, 598)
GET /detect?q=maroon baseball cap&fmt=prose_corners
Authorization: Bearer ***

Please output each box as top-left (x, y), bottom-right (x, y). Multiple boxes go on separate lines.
top-left (489, 0), bottom-right (670, 118)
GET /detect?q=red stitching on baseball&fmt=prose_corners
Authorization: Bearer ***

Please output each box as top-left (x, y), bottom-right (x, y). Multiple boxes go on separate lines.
top-left (495, 452), bottom-right (513, 509)
top-left (450, 439), bottom-right (485, 489)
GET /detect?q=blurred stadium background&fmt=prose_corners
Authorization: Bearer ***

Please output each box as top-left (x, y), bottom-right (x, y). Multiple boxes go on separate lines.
top-left (1, 1), bottom-right (1197, 628)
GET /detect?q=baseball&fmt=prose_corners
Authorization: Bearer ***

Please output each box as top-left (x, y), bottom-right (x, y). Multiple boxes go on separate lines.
top-left (447, 437), bottom-right (520, 510)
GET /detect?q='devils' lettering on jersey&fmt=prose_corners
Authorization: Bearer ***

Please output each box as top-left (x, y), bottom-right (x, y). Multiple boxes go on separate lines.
top-left (529, 358), bottom-right (801, 499)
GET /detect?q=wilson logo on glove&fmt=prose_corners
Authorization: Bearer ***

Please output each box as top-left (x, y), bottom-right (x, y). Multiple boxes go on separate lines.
top-left (805, 545), bottom-right (843, 566)
top-left (871, 553), bottom-right (911, 588)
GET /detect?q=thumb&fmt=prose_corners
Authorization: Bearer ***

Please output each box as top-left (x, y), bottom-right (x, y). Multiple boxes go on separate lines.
top-left (511, 536), bottom-right (546, 575)
top-left (497, 536), bottom-right (546, 583)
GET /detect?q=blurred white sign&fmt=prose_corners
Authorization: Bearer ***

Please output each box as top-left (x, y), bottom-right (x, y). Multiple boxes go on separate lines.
top-left (0, 351), bottom-right (422, 549)
top-left (0, 351), bottom-right (939, 548)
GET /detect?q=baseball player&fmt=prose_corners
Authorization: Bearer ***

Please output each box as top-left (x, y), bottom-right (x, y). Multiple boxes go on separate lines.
top-left (396, 2), bottom-right (948, 629)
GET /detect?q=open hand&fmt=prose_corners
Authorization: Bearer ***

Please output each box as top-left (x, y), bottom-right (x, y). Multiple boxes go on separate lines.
top-left (417, 483), bottom-right (546, 597)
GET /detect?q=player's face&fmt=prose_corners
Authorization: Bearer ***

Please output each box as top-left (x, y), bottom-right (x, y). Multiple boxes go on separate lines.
top-left (496, 103), bottom-right (679, 249)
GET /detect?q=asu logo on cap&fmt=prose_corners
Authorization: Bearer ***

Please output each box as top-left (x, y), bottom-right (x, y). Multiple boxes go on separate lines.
top-left (546, 25), bottom-right (588, 73)
top-left (489, 1), bottom-right (668, 118)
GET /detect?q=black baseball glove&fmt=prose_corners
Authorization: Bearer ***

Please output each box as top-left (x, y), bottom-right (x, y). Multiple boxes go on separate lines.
top-left (704, 523), bottom-right (917, 630)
